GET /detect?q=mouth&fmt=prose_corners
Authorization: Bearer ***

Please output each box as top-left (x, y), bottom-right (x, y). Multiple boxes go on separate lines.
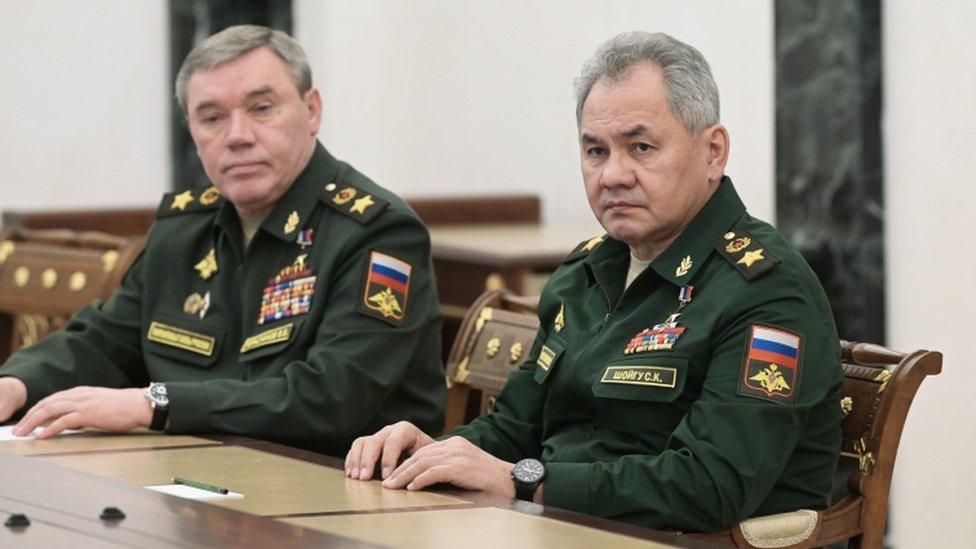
top-left (604, 201), bottom-right (641, 212)
top-left (222, 161), bottom-right (267, 174)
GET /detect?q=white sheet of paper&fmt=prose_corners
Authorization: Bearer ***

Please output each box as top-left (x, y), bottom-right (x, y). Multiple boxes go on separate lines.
top-left (146, 484), bottom-right (244, 500)
top-left (0, 425), bottom-right (84, 441)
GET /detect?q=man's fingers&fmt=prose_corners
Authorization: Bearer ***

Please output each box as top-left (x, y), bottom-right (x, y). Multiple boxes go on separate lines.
top-left (345, 437), bottom-right (365, 477)
top-left (14, 399), bottom-right (76, 436)
top-left (406, 464), bottom-right (455, 491)
top-left (356, 434), bottom-right (389, 480)
top-left (36, 412), bottom-right (84, 439)
top-left (379, 430), bottom-right (414, 479)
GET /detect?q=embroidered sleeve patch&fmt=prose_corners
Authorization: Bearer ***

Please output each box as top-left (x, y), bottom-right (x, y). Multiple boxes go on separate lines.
top-left (359, 251), bottom-right (412, 325)
top-left (737, 324), bottom-right (802, 404)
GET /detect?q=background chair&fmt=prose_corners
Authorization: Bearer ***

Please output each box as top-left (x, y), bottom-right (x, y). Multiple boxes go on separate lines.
top-left (0, 227), bottom-right (146, 362)
top-left (695, 340), bottom-right (942, 548)
top-left (442, 289), bottom-right (539, 433)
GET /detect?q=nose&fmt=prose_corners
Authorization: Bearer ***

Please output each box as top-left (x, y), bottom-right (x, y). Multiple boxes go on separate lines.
top-left (225, 110), bottom-right (255, 149)
top-left (600, 151), bottom-right (636, 189)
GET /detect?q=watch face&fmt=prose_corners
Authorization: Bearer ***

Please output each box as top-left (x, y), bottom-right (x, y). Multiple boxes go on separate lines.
top-left (148, 383), bottom-right (169, 406)
top-left (513, 459), bottom-right (545, 483)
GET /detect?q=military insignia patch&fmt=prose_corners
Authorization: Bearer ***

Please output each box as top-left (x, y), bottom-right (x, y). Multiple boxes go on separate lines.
top-left (624, 313), bottom-right (686, 354)
top-left (715, 229), bottom-right (780, 281)
top-left (194, 249), bottom-right (218, 280)
top-left (360, 251), bottom-right (412, 324)
top-left (199, 186), bottom-right (221, 206)
top-left (738, 325), bottom-right (802, 403)
top-left (257, 259), bottom-right (315, 326)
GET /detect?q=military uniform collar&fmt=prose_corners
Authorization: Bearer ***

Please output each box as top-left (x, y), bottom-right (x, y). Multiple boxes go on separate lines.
top-left (647, 176), bottom-right (745, 286)
top-left (257, 142), bottom-right (342, 242)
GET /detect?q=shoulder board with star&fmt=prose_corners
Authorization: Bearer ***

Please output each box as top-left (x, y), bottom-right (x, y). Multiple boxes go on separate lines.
top-left (321, 181), bottom-right (389, 225)
top-left (715, 228), bottom-right (781, 281)
top-left (156, 186), bottom-right (223, 218)
top-left (563, 234), bottom-right (607, 264)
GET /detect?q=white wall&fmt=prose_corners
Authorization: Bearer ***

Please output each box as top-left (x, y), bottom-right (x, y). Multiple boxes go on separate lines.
top-left (0, 0), bottom-right (169, 211)
top-left (885, 1), bottom-right (976, 547)
top-left (295, 0), bottom-right (774, 223)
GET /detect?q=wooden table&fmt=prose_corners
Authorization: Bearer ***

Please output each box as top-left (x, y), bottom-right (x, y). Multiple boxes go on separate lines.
top-left (0, 430), bottom-right (714, 548)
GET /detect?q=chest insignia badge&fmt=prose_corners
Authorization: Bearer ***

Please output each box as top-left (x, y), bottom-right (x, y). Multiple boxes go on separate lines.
top-left (194, 248), bottom-right (218, 280)
top-left (554, 303), bottom-right (565, 333)
top-left (675, 255), bottom-right (693, 277)
top-left (183, 291), bottom-right (211, 319)
top-left (624, 313), bottom-right (687, 354)
top-left (257, 259), bottom-right (315, 326)
top-left (296, 229), bottom-right (314, 248)
top-left (624, 285), bottom-right (693, 354)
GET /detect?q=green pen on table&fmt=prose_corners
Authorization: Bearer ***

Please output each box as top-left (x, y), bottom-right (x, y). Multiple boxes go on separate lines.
top-left (171, 476), bottom-right (230, 495)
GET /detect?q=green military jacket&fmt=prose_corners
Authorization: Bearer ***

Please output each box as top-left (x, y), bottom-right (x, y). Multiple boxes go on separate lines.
top-left (451, 177), bottom-right (842, 532)
top-left (1, 143), bottom-right (444, 456)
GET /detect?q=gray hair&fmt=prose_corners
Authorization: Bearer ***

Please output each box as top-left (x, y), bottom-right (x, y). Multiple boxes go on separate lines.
top-left (574, 31), bottom-right (720, 135)
top-left (175, 25), bottom-right (312, 113)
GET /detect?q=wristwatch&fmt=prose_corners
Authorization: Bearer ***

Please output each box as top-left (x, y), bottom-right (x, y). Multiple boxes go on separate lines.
top-left (144, 382), bottom-right (169, 431)
top-left (512, 458), bottom-right (547, 501)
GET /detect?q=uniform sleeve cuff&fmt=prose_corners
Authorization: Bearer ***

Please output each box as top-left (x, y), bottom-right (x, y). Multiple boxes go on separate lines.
top-left (543, 462), bottom-right (592, 514)
top-left (164, 381), bottom-right (209, 433)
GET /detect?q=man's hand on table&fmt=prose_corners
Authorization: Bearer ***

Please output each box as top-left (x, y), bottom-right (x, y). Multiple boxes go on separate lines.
top-left (12, 386), bottom-right (152, 438)
top-left (0, 377), bottom-right (28, 423)
top-left (345, 421), bottom-right (518, 499)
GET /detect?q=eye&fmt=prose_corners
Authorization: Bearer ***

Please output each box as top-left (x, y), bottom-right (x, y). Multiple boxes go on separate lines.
top-left (633, 142), bottom-right (654, 153)
top-left (586, 147), bottom-right (608, 158)
top-left (199, 113), bottom-right (225, 126)
top-left (251, 103), bottom-right (275, 118)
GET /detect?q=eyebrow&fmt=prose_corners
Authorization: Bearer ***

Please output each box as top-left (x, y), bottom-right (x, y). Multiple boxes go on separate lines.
top-left (192, 86), bottom-right (278, 115)
top-left (580, 124), bottom-right (649, 145)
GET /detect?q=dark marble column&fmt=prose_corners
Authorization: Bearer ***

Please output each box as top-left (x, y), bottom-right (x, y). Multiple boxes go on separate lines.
top-left (775, 0), bottom-right (884, 346)
top-left (168, 0), bottom-right (293, 190)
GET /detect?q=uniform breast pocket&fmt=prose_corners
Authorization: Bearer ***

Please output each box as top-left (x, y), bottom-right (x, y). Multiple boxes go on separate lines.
top-left (145, 313), bottom-right (225, 368)
top-left (591, 355), bottom-right (689, 403)
top-left (238, 318), bottom-right (305, 363)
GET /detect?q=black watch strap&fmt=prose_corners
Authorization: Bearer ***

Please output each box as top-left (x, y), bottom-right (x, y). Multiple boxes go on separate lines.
top-left (149, 404), bottom-right (168, 431)
top-left (515, 479), bottom-right (541, 502)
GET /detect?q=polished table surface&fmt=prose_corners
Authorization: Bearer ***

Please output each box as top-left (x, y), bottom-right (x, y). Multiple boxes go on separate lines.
top-left (0, 430), bottom-right (715, 548)
top-left (429, 222), bottom-right (603, 268)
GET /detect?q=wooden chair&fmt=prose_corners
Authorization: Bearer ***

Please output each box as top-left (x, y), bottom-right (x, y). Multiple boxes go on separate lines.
top-left (695, 341), bottom-right (943, 548)
top-left (0, 227), bottom-right (146, 362)
top-left (442, 290), bottom-right (540, 433)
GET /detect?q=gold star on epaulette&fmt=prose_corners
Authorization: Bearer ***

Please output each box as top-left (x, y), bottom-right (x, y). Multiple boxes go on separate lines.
top-left (738, 249), bottom-right (765, 267)
top-left (351, 195), bottom-right (376, 214)
top-left (171, 190), bottom-right (195, 211)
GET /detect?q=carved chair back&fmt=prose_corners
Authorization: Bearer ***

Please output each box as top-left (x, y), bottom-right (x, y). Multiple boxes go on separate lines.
top-left (0, 228), bottom-right (146, 361)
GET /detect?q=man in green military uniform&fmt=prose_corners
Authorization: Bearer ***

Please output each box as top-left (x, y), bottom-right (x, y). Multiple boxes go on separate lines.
top-left (0, 25), bottom-right (444, 456)
top-left (344, 31), bottom-right (842, 532)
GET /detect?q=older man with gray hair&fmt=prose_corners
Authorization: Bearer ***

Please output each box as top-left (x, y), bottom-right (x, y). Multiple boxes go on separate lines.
top-left (346, 31), bottom-right (842, 533)
top-left (0, 25), bottom-right (445, 456)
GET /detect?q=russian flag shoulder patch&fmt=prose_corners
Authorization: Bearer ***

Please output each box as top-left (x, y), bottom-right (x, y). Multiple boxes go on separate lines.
top-left (737, 324), bottom-right (803, 404)
top-left (359, 251), bottom-right (412, 325)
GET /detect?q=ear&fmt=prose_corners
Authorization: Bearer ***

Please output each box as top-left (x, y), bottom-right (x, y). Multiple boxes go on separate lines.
top-left (702, 124), bottom-right (730, 184)
top-left (304, 88), bottom-right (323, 136)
